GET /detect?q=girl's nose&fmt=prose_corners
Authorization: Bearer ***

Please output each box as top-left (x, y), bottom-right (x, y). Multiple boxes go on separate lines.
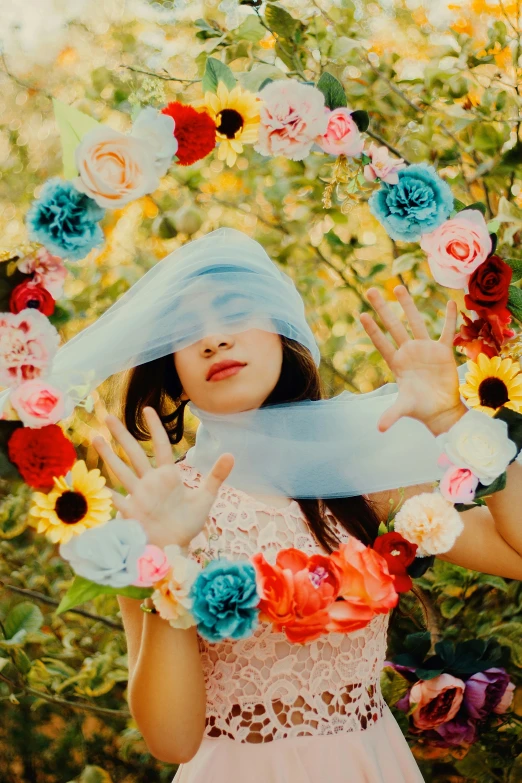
top-left (200, 332), bottom-right (235, 355)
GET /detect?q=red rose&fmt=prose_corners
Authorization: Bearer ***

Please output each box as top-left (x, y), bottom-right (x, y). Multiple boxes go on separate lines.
top-left (464, 255), bottom-right (512, 317)
top-left (7, 423), bottom-right (76, 490)
top-left (453, 311), bottom-right (515, 361)
top-left (161, 102), bottom-right (216, 166)
top-left (9, 281), bottom-right (55, 316)
top-left (373, 531), bottom-right (418, 593)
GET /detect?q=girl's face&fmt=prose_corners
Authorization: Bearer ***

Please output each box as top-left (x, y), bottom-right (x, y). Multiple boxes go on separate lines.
top-left (174, 327), bottom-right (283, 414)
top-left (174, 284), bottom-right (283, 413)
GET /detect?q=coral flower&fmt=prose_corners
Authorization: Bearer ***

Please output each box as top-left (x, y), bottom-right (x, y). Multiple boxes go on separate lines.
top-left (203, 82), bottom-right (261, 166)
top-left (330, 538), bottom-right (398, 615)
top-left (460, 353), bottom-right (522, 416)
top-left (251, 548), bottom-right (342, 644)
top-left (28, 460), bottom-right (112, 544)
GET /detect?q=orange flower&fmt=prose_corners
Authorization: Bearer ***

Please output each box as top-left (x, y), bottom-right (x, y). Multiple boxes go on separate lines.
top-left (252, 548), bottom-right (342, 644)
top-left (330, 538), bottom-right (398, 614)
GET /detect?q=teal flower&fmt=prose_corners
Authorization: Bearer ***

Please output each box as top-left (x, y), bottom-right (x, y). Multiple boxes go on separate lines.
top-left (189, 558), bottom-right (260, 642)
top-left (26, 178), bottom-right (105, 261)
top-left (368, 163), bottom-right (454, 242)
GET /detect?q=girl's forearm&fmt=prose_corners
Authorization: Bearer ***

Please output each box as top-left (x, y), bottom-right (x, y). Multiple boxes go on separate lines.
top-left (129, 613), bottom-right (207, 764)
top-left (485, 458), bottom-right (522, 558)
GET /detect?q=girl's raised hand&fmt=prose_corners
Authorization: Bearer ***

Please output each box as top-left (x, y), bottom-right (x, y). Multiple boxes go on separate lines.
top-left (360, 285), bottom-right (467, 435)
top-left (92, 406), bottom-right (234, 549)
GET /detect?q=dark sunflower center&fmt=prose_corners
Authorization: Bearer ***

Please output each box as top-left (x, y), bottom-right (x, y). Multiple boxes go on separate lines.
top-left (478, 377), bottom-right (510, 409)
top-left (216, 109), bottom-right (244, 139)
top-left (55, 491), bottom-right (88, 524)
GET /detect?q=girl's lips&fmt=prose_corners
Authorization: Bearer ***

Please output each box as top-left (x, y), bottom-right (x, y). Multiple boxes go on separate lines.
top-left (208, 365), bottom-right (245, 382)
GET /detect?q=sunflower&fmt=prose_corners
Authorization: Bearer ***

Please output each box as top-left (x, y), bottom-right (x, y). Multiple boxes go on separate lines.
top-left (203, 82), bottom-right (261, 167)
top-left (28, 460), bottom-right (112, 545)
top-left (460, 353), bottom-right (522, 416)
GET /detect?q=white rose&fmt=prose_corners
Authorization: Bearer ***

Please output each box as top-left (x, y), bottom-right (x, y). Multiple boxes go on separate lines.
top-left (74, 126), bottom-right (160, 209)
top-left (436, 409), bottom-right (517, 485)
top-left (131, 107), bottom-right (178, 177)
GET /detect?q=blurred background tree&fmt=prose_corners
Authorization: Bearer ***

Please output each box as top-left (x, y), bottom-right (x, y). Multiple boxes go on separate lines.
top-left (1, 1), bottom-right (522, 780)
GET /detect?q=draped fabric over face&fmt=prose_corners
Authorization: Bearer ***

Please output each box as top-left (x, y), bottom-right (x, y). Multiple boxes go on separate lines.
top-left (0, 227), bottom-right (469, 498)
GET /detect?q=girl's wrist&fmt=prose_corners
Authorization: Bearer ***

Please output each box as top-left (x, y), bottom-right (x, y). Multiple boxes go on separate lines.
top-left (425, 401), bottom-right (468, 437)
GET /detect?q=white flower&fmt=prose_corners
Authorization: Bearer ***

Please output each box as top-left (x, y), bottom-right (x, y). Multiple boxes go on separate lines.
top-left (437, 409), bottom-right (517, 485)
top-left (151, 544), bottom-right (201, 629)
top-left (130, 107), bottom-right (178, 177)
top-left (74, 126), bottom-right (161, 209)
top-left (394, 492), bottom-right (464, 557)
top-left (59, 518), bottom-right (148, 588)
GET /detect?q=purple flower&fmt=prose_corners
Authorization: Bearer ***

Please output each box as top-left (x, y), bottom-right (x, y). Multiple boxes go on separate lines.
top-left (463, 667), bottom-right (512, 720)
top-left (433, 715), bottom-right (478, 747)
top-left (396, 689), bottom-right (411, 712)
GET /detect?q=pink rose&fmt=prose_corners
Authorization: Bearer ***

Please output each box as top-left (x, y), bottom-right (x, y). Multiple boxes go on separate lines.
top-left (255, 80), bottom-right (328, 161)
top-left (316, 108), bottom-right (364, 157)
top-left (132, 544), bottom-right (170, 587)
top-left (409, 673), bottom-right (465, 730)
top-left (9, 379), bottom-right (71, 427)
top-left (420, 210), bottom-right (492, 289)
top-left (0, 309), bottom-right (60, 388)
top-left (18, 248), bottom-right (67, 299)
top-left (438, 453), bottom-right (480, 504)
top-left (363, 142), bottom-right (406, 184)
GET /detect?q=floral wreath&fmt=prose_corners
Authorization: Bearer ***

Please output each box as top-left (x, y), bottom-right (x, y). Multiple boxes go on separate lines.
top-left (0, 60), bottom-right (521, 731)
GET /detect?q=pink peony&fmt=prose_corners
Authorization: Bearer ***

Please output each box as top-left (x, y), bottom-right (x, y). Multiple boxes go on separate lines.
top-left (316, 107), bottom-right (364, 157)
top-left (437, 453), bottom-right (480, 504)
top-left (255, 80), bottom-right (328, 161)
top-left (9, 379), bottom-right (71, 427)
top-left (363, 142), bottom-right (406, 184)
top-left (409, 673), bottom-right (465, 730)
top-left (0, 309), bottom-right (60, 388)
top-left (18, 247), bottom-right (67, 299)
top-left (132, 544), bottom-right (171, 587)
top-left (420, 210), bottom-right (492, 289)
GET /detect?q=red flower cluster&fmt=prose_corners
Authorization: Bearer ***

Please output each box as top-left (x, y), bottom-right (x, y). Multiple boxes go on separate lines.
top-left (161, 102), bottom-right (216, 166)
top-left (9, 281), bottom-right (55, 316)
top-left (453, 255), bottom-right (515, 360)
top-left (8, 423), bottom-right (76, 489)
top-left (373, 531), bottom-right (418, 592)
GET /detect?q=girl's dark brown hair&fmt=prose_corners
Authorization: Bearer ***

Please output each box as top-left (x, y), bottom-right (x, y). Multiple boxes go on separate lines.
top-left (120, 336), bottom-right (381, 553)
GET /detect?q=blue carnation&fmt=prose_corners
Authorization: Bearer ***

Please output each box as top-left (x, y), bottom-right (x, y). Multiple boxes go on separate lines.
top-left (368, 163), bottom-right (454, 242)
top-left (26, 178), bottom-right (105, 261)
top-left (189, 558), bottom-right (260, 642)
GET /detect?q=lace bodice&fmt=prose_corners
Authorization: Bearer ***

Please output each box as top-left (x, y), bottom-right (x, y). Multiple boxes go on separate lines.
top-left (180, 461), bottom-right (390, 744)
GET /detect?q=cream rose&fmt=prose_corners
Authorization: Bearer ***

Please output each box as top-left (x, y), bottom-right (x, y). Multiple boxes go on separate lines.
top-left (393, 491), bottom-right (464, 557)
top-left (437, 409), bottom-right (517, 485)
top-left (130, 107), bottom-right (177, 177)
top-left (151, 544), bottom-right (201, 630)
top-left (316, 107), bottom-right (364, 157)
top-left (420, 210), bottom-right (492, 289)
top-left (74, 126), bottom-right (160, 209)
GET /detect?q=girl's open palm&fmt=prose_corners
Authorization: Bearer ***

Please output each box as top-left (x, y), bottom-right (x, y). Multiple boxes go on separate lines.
top-left (92, 407), bottom-right (234, 549)
top-left (360, 285), bottom-right (462, 434)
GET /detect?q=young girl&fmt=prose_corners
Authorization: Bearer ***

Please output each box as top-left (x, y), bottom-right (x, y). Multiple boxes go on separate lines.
top-left (88, 227), bottom-right (522, 783)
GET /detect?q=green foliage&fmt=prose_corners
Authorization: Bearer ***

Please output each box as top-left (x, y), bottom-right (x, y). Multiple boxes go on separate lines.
top-left (201, 56), bottom-right (236, 93)
top-left (316, 72), bottom-right (347, 110)
top-left (56, 575), bottom-right (152, 615)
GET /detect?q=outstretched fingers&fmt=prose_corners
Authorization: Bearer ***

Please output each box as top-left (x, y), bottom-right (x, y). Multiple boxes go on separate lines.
top-left (439, 299), bottom-right (458, 347)
top-left (202, 453), bottom-right (235, 497)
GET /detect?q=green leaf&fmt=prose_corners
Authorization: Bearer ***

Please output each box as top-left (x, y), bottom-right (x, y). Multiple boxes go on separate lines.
top-left (474, 471), bottom-right (507, 500)
top-left (494, 406), bottom-right (522, 455)
top-left (316, 72), bottom-right (347, 110)
top-left (52, 98), bottom-right (101, 180)
top-left (453, 198), bottom-right (467, 213)
top-left (265, 2), bottom-right (300, 39)
top-left (4, 602), bottom-right (43, 641)
top-left (415, 667), bottom-right (445, 680)
top-left (236, 15), bottom-right (266, 42)
top-left (504, 258), bottom-right (522, 283)
top-left (55, 575), bottom-right (151, 615)
top-left (201, 56), bottom-right (236, 94)
top-left (508, 285), bottom-right (522, 323)
top-left (392, 252), bottom-right (421, 275)
top-left (440, 596), bottom-right (465, 619)
top-left (490, 622), bottom-right (522, 667)
top-left (461, 201), bottom-right (487, 216)
top-left (350, 110), bottom-right (370, 132)
top-left (380, 666), bottom-right (410, 706)
top-left (377, 521), bottom-right (388, 536)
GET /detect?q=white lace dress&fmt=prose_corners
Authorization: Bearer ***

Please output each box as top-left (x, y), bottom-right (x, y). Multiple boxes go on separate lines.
top-left (173, 461), bottom-right (424, 782)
